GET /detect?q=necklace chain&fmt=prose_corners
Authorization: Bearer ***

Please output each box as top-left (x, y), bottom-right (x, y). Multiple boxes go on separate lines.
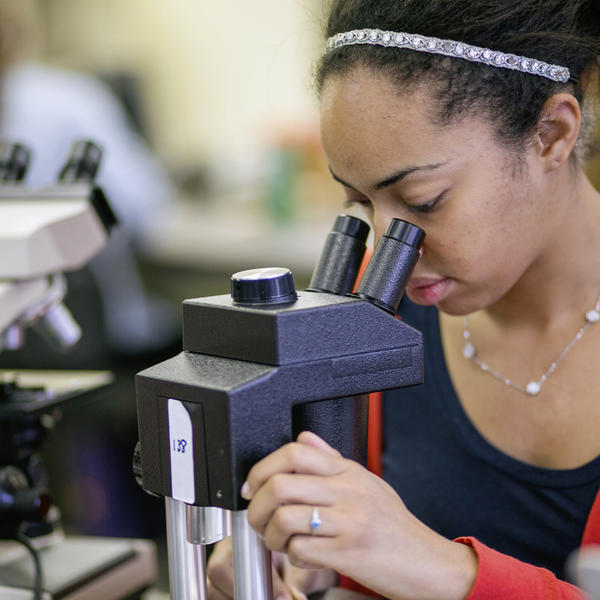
top-left (462, 297), bottom-right (600, 396)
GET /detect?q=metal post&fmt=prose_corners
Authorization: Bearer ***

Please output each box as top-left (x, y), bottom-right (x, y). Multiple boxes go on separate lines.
top-left (231, 510), bottom-right (272, 600)
top-left (165, 497), bottom-right (207, 600)
top-left (186, 505), bottom-right (231, 545)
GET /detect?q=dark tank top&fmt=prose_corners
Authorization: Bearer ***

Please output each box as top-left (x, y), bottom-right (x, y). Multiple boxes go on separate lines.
top-left (383, 299), bottom-right (600, 579)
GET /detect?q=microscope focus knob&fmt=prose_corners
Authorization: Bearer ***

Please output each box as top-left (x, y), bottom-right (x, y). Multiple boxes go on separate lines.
top-left (132, 441), bottom-right (160, 498)
top-left (231, 267), bottom-right (297, 306)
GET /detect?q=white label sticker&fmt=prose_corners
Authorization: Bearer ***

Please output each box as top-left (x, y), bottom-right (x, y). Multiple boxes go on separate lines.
top-left (167, 398), bottom-right (195, 503)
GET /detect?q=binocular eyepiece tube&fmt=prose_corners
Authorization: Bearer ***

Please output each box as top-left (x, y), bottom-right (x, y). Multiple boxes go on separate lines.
top-left (308, 214), bottom-right (371, 295)
top-left (309, 213), bottom-right (424, 311)
top-left (355, 217), bottom-right (425, 313)
top-left (298, 215), bottom-right (424, 464)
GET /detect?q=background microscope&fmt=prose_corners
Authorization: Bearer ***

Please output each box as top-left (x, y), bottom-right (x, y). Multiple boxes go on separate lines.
top-left (0, 140), bottom-right (156, 600)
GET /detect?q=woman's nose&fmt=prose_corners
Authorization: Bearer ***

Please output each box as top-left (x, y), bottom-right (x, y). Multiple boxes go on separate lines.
top-left (373, 211), bottom-right (392, 242)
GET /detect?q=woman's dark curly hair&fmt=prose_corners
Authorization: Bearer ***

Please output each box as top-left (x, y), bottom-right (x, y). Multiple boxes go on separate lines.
top-left (317, 0), bottom-right (600, 158)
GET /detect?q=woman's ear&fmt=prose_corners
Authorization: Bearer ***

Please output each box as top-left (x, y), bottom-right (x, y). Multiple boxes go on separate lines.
top-left (534, 93), bottom-right (581, 171)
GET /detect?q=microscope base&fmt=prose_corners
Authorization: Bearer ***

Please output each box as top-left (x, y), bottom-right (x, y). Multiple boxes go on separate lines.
top-left (0, 536), bottom-right (156, 599)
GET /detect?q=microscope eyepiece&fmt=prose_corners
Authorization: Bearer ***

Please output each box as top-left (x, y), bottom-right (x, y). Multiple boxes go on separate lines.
top-left (0, 143), bottom-right (31, 182)
top-left (231, 267), bottom-right (297, 306)
top-left (384, 219), bottom-right (425, 249)
top-left (354, 218), bottom-right (425, 314)
top-left (332, 214), bottom-right (370, 240)
top-left (308, 214), bottom-right (370, 295)
top-left (58, 140), bottom-right (103, 182)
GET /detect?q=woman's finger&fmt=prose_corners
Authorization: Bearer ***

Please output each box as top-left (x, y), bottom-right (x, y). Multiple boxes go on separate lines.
top-left (206, 539), bottom-right (234, 598)
top-left (242, 441), bottom-right (345, 500)
top-left (207, 578), bottom-right (232, 600)
top-left (286, 534), bottom-right (335, 571)
top-left (296, 431), bottom-right (341, 456)
top-left (261, 504), bottom-right (336, 552)
top-left (247, 473), bottom-right (335, 532)
top-left (289, 588), bottom-right (309, 600)
top-left (207, 541), bottom-right (299, 600)
top-left (283, 562), bottom-right (337, 599)
top-left (270, 561), bottom-right (296, 600)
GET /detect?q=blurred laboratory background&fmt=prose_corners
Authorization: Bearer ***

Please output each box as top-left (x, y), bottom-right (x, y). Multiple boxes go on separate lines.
top-left (0, 0), bottom-right (346, 593)
top-left (0, 0), bottom-right (598, 595)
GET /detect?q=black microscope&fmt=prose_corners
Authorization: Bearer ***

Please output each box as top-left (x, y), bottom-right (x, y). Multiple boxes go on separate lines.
top-left (135, 214), bottom-right (425, 599)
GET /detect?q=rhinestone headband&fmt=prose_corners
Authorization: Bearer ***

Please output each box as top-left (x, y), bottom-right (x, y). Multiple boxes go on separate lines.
top-left (326, 29), bottom-right (571, 84)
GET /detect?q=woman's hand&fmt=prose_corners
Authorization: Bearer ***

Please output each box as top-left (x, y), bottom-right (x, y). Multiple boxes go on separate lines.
top-left (242, 431), bottom-right (478, 600)
top-left (206, 536), bottom-right (336, 600)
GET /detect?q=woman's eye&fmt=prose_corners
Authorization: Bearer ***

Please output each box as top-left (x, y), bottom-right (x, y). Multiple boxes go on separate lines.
top-left (343, 195), bottom-right (372, 210)
top-left (406, 192), bottom-right (446, 215)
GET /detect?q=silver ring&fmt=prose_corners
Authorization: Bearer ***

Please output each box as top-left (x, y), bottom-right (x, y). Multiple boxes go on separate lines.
top-left (309, 506), bottom-right (322, 534)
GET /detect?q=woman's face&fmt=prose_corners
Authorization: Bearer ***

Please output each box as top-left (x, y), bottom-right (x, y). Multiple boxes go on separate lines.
top-left (320, 67), bottom-right (558, 315)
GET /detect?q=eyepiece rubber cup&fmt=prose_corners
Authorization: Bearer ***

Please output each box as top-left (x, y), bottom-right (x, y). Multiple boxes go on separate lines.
top-left (384, 219), bottom-right (425, 249)
top-left (333, 214), bottom-right (370, 242)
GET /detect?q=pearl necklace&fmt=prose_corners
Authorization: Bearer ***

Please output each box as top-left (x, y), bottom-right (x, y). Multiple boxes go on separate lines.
top-left (462, 299), bottom-right (600, 396)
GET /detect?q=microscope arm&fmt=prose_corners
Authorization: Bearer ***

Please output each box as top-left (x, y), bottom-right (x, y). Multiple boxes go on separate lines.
top-left (0, 188), bottom-right (107, 352)
top-left (0, 185), bottom-right (109, 280)
top-left (0, 171), bottom-right (116, 352)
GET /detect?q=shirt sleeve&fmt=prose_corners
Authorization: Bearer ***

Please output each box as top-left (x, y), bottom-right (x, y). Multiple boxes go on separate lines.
top-left (455, 537), bottom-right (588, 600)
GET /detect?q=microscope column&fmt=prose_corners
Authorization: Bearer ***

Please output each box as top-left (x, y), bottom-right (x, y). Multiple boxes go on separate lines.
top-left (186, 505), bottom-right (231, 545)
top-left (225, 268), bottom-right (296, 599)
top-left (232, 510), bottom-right (273, 600)
top-left (165, 497), bottom-right (207, 600)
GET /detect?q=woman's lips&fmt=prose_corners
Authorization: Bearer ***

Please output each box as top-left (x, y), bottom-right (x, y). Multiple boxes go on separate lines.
top-left (407, 277), bottom-right (452, 305)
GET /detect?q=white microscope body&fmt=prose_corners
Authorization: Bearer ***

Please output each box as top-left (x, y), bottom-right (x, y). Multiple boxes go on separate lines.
top-left (0, 142), bottom-right (115, 353)
top-left (0, 142), bottom-right (159, 600)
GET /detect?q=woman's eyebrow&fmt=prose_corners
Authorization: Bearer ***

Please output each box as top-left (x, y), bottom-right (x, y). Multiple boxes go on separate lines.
top-left (329, 168), bottom-right (357, 190)
top-left (373, 162), bottom-right (447, 190)
top-left (329, 162), bottom-right (448, 191)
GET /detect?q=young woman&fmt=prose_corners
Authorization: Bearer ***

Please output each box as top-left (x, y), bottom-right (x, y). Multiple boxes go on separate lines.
top-left (207, 1), bottom-right (600, 598)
